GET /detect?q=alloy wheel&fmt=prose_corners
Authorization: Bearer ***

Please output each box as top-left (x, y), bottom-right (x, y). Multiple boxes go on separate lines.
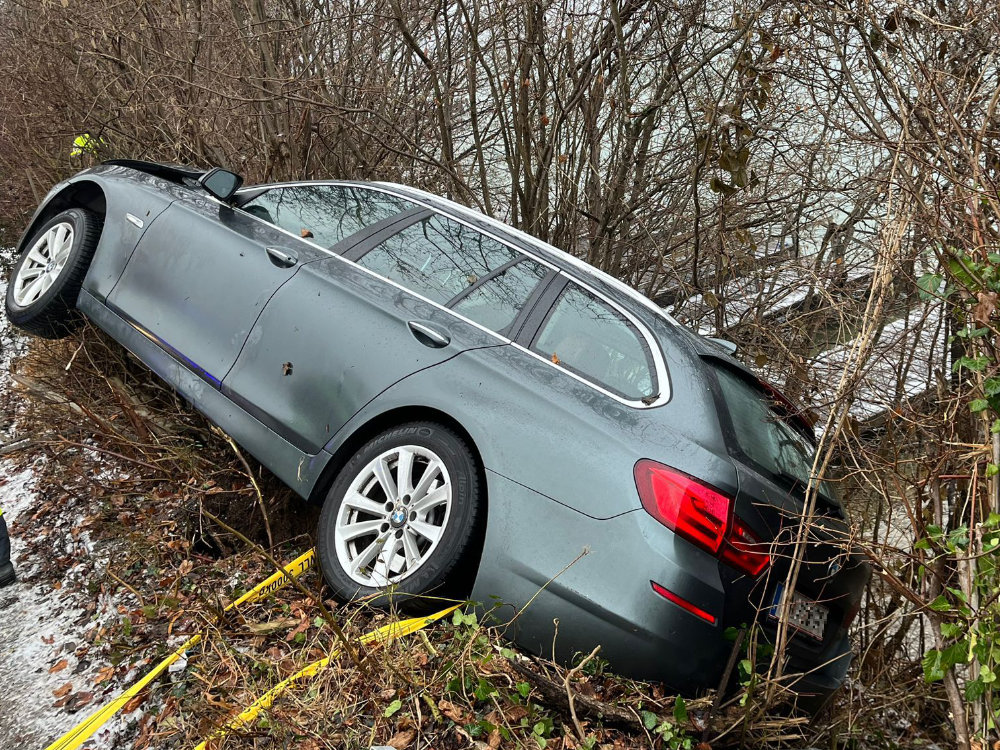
top-left (12, 222), bottom-right (75, 307)
top-left (334, 444), bottom-right (453, 586)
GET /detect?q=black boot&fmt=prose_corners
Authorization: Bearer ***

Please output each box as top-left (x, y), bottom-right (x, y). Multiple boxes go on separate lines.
top-left (0, 513), bottom-right (14, 587)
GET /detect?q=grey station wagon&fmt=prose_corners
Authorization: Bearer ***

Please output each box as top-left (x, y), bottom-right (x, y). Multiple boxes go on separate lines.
top-left (5, 160), bottom-right (869, 703)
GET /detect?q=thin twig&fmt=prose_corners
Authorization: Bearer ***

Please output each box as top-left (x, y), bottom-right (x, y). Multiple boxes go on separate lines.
top-left (214, 427), bottom-right (273, 549)
top-left (565, 645), bottom-right (601, 744)
top-left (106, 566), bottom-right (147, 608)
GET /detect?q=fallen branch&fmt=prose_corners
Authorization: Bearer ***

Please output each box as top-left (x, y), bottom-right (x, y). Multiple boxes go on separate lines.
top-left (506, 657), bottom-right (642, 729)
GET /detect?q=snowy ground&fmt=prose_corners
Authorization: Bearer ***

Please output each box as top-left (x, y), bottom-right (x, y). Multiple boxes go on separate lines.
top-left (0, 251), bottom-right (136, 749)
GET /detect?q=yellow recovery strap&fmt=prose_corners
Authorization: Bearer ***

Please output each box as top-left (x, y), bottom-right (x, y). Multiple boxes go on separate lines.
top-left (44, 549), bottom-right (316, 750)
top-left (45, 548), bottom-right (459, 750)
top-left (191, 603), bottom-right (461, 750)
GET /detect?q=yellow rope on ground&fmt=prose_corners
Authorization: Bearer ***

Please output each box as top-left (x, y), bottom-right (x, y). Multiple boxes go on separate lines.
top-left (44, 549), bottom-right (315, 750)
top-left (191, 604), bottom-right (462, 750)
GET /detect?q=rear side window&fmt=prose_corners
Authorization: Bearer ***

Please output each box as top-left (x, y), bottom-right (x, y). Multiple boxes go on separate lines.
top-left (713, 367), bottom-right (833, 496)
top-left (450, 259), bottom-right (548, 335)
top-left (241, 186), bottom-right (412, 248)
top-left (532, 283), bottom-right (656, 401)
top-left (357, 214), bottom-right (521, 305)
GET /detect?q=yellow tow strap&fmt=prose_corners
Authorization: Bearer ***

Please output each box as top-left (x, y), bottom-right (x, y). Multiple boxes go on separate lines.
top-left (44, 549), bottom-right (315, 750)
top-left (191, 603), bottom-right (461, 750)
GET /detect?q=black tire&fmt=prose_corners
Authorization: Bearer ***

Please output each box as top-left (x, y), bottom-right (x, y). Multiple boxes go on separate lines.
top-left (5, 208), bottom-right (103, 339)
top-left (317, 422), bottom-right (482, 610)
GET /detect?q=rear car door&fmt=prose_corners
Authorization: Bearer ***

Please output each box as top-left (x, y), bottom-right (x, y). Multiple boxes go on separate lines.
top-left (222, 210), bottom-right (554, 454)
top-left (105, 184), bottom-right (410, 386)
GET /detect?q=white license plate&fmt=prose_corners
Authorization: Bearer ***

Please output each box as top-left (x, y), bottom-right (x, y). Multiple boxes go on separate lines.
top-left (769, 584), bottom-right (828, 641)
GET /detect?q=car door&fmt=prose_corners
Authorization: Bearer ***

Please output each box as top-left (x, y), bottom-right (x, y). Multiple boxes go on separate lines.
top-left (105, 184), bottom-right (411, 387)
top-left (221, 210), bottom-right (554, 454)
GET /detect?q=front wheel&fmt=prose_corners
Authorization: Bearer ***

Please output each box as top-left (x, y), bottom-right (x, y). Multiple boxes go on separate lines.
top-left (317, 422), bottom-right (482, 609)
top-left (5, 207), bottom-right (102, 339)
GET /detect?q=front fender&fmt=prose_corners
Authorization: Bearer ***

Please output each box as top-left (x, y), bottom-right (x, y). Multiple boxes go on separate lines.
top-left (15, 165), bottom-right (188, 303)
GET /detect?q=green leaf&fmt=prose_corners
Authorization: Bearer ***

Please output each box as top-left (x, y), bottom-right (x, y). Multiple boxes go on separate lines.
top-left (929, 594), bottom-right (952, 612)
top-left (313, 616), bottom-right (325, 629)
top-left (941, 622), bottom-right (963, 638)
top-left (988, 464), bottom-right (999, 478)
top-left (917, 273), bottom-right (942, 300)
top-left (923, 649), bottom-right (945, 682)
top-left (641, 710), bottom-right (659, 730)
top-left (474, 677), bottom-right (497, 701)
top-left (970, 399), bottom-right (990, 412)
top-left (517, 682), bottom-right (531, 698)
top-left (941, 640), bottom-right (970, 669)
top-left (946, 253), bottom-right (981, 292)
top-left (953, 355), bottom-right (990, 374)
top-left (981, 665), bottom-right (997, 684)
top-left (673, 696), bottom-right (688, 724)
top-left (967, 678), bottom-right (987, 701)
top-left (384, 698), bottom-right (402, 718)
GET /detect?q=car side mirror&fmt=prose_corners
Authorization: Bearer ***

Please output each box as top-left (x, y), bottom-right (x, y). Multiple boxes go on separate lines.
top-left (198, 167), bottom-right (244, 204)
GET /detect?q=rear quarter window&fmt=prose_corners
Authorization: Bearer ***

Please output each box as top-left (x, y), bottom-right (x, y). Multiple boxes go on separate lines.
top-left (531, 283), bottom-right (656, 401)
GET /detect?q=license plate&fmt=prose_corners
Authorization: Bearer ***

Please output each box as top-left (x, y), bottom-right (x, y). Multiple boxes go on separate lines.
top-left (769, 584), bottom-right (828, 641)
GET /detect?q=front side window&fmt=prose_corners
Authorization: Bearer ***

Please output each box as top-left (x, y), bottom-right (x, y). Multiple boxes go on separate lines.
top-left (241, 185), bottom-right (412, 248)
top-left (450, 259), bottom-right (549, 335)
top-left (532, 283), bottom-right (656, 400)
top-left (356, 214), bottom-right (521, 305)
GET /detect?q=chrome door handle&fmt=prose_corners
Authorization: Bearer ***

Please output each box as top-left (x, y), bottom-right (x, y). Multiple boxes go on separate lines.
top-left (407, 320), bottom-right (451, 348)
top-left (265, 246), bottom-right (298, 268)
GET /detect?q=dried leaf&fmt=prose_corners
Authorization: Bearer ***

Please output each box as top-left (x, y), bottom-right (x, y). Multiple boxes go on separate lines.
top-left (94, 666), bottom-right (116, 685)
top-left (246, 617), bottom-right (300, 635)
top-left (49, 659), bottom-right (69, 674)
top-left (71, 692), bottom-right (94, 709)
top-left (53, 683), bottom-right (73, 698)
top-left (975, 291), bottom-right (997, 326)
top-left (387, 729), bottom-right (416, 749)
top-left (123, 692), bottom-right (147, 713)
top-left (438, 699), bottom-right (469, 724)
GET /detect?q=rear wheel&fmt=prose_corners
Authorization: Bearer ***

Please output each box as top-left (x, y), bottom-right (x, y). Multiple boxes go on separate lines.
top-left (5, 208), bottom-right (102, 338)
top-left (317, 422), bottom-right (482, 609)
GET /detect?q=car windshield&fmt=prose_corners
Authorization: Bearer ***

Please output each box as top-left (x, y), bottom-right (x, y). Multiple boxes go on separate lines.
top-left (712, 365), bottom-right (837, 501)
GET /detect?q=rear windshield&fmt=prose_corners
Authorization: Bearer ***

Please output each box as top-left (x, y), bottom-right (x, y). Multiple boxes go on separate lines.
top-left (712, 366), bottom-right (836, 501)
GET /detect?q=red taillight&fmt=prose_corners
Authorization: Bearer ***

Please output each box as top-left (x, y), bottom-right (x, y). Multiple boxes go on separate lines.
top-left (634, 459), bottom-right (730, 553)
top-left (634, 460), bottom-right (769, 576)
top-left (720, 517), bottom-right (770, 576)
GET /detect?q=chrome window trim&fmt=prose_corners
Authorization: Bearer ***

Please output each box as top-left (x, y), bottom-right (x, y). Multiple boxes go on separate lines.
top-left (229, 181), bottom-right (671, 408)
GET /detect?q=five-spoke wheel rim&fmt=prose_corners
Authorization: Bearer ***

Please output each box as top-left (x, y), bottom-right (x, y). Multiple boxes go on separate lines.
top-left (335, 444), bottom-right (453, 587)
top-left (12, 222), bottom-right (74, 308)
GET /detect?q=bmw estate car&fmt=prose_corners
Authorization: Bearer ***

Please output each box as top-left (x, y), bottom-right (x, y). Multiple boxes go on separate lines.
top-left (5, 160), bottom-right (870, 702)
